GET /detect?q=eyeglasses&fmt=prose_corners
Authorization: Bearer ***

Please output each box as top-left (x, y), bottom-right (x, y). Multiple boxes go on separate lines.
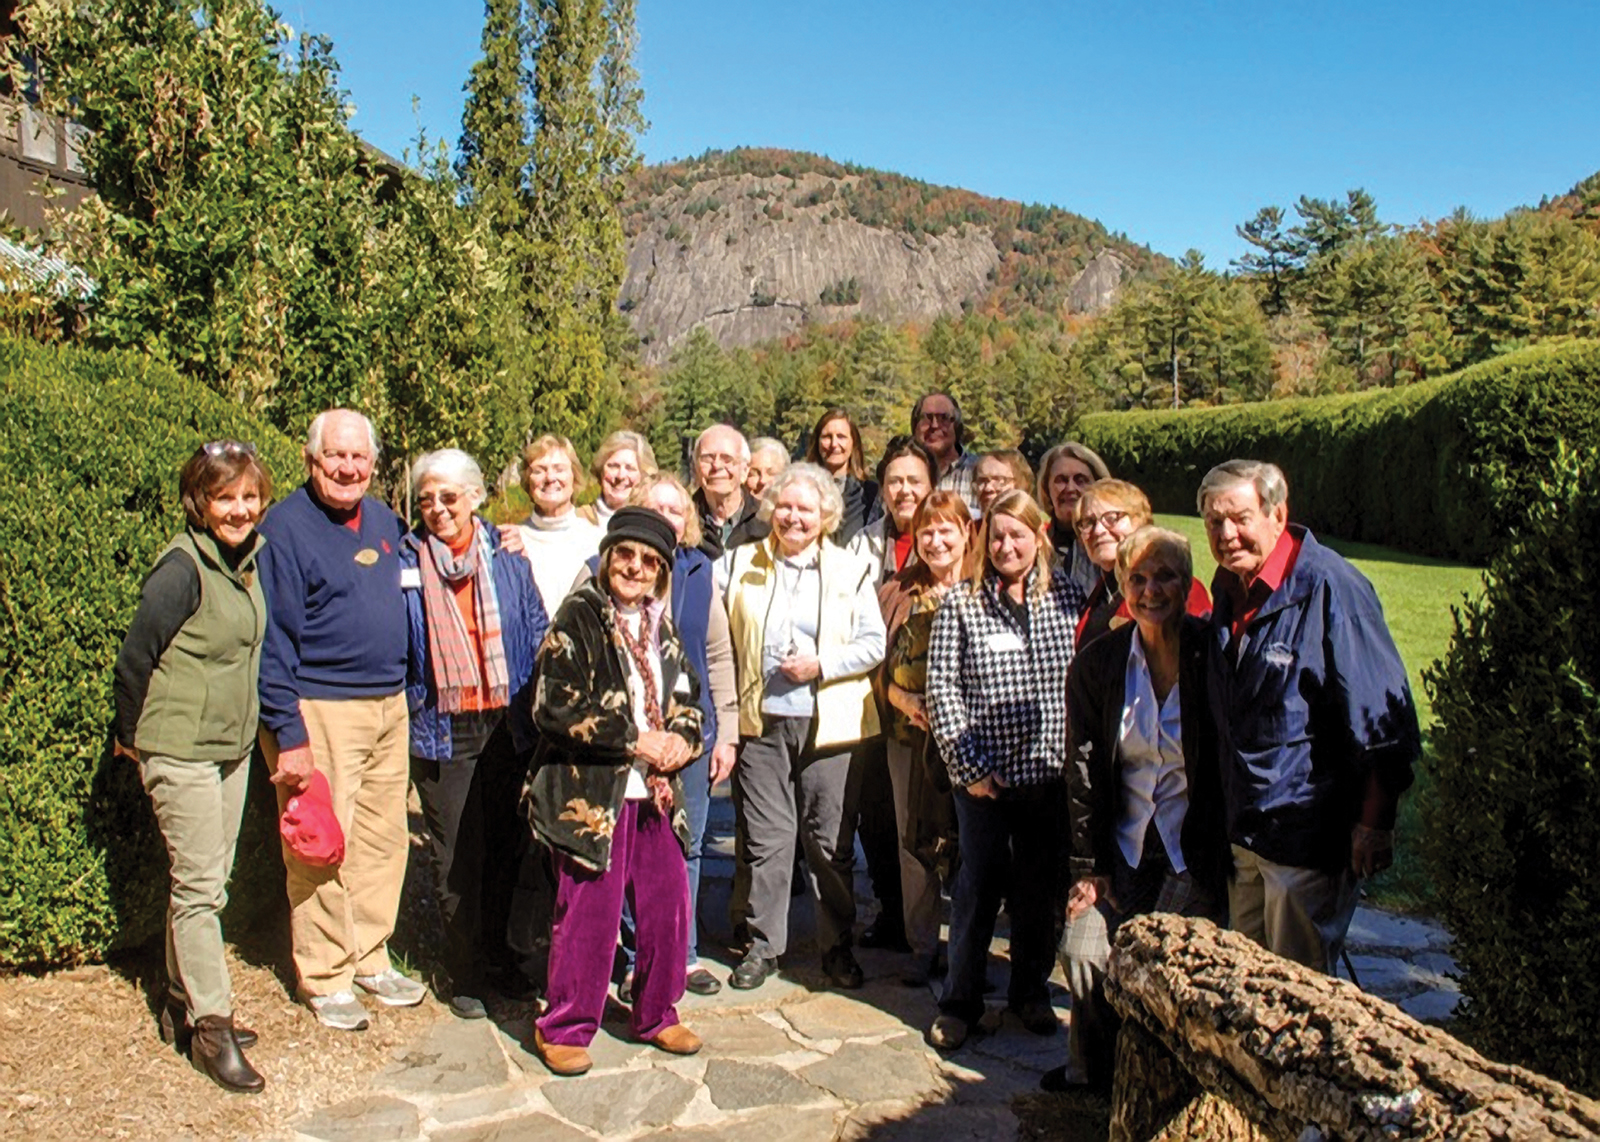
top-left (612, 543), bottom-right (663, 573)
top-left (417, 491), bottom-right (463, 510)
top-left (974, 475), bottom-right (1015, 489)
top-left (1075, 509), bottom-right (1129, 536)
top-left (697, 452), bottom-right (741, 470)
top-left (198, 440), bottom-right (257, 458)
top-left (916, 412), bottom-right (956, 426)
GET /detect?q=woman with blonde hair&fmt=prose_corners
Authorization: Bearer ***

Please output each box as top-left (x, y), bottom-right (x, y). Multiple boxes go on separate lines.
top-left (578, 430), bottom-right (658, 528)
top-left (514, 435), bottom-right (602, 614)
top-left (925, 490), bottom-right (1087, 1051)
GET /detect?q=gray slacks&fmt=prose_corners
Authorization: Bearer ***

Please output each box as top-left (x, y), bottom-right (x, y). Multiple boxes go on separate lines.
top-left (731, 715), bottom-right (857, 960)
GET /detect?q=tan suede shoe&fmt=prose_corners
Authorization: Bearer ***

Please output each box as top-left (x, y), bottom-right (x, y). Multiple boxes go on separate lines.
top-left (533, 1028), bottom-right (593, 1076)
top-left (644, 1024), bottom-right (703, 1056)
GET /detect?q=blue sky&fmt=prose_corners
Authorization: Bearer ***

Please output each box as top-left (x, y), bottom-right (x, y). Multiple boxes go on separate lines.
top-left (288, 0), bottom-right (1598, 267)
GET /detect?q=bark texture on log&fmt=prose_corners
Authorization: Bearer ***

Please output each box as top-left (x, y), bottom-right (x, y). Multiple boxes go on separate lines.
top-left (1105, 914), bottom-right (1600, 1141)
top-left (1111, 1017), bottom-right (1272, 1142)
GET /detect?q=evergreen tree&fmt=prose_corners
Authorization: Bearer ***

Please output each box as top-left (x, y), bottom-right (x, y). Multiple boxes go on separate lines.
top-left (1233, 205), bottom-right (1299, 315)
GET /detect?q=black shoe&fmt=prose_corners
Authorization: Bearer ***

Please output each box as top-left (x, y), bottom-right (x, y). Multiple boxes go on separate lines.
top-left (1039, 1065), bottom-right (1082, 1093)
top-left (858, 920), bottom-right (912, 953)
top-left (191, 1015), bottom-right (265, 1094)
top-left (822, 946), bottom-right (865, 990)
top-left (729, 952), bottom-right (778, 991)
top-left (686, 967), bottom-right (723, 996)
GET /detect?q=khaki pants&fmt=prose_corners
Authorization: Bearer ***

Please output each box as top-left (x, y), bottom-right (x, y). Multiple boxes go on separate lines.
top-left (262, 692), bottom-right (410, 997)
top-left (1229, 843), bottom-right (1360, 974)
top-left (139, 752), bottom-right (250, 1020)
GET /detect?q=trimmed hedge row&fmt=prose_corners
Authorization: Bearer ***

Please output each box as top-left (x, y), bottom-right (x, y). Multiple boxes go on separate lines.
top-left (1074, 339), bottom-right (1600, 562)
top-left (1425, 445), bottom-right (1600, 1095)
top-left (0, 339), bottom-right (302, 968)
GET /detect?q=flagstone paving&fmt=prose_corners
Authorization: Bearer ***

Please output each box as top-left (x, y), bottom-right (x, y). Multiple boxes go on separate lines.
top-left (286, 791), bottom-right (1461, 1141)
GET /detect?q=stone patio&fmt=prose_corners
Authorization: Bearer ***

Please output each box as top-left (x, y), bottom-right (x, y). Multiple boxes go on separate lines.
top-left (284, 789), bottom-right (1462, 1142)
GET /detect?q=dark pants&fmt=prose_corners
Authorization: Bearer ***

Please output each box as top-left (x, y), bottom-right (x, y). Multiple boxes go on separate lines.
top-left (538, 800), bottom-right (688, 1046)
top-left (410, 711), bottom-right (526, 994)
top-left (940, 781), bottom-right (1063, 1023)
top-left (844, 737), bottom-right (905, 934)
top-left (732, 716), bottom-right (857, 960)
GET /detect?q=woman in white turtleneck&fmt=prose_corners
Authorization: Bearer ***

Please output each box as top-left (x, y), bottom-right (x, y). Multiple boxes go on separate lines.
top-left (514, 435), bottom-right (604, 615)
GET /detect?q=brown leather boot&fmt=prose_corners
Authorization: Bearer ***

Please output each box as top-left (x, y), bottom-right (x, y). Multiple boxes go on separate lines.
top-left (161, 997), bottom-right (258, 1050)
top-left (191, 1015), bottom-right (265, 1094)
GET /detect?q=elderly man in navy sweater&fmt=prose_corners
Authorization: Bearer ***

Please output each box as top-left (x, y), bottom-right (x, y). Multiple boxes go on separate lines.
top-left (257, 408), bottom-right (422, 1030)
top-left (1201, 459), bottom-right (1420, 974)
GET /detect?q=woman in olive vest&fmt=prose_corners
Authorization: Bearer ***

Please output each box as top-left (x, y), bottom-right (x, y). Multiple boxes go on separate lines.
top-left (113, 441), bottom-right (274, 1094)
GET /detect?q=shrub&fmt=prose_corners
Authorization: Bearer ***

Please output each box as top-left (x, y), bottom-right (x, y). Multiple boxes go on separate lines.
top-left (0, 339), bottom-right (302, 968)
top-left (1074, 339), bottom-right (1600, 562)
top-left (1424, 445), bottom-right (1600, 1095)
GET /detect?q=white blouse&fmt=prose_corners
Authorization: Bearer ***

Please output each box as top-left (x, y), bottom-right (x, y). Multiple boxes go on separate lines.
top-left (1116, 631), bottom-right (1190, 873)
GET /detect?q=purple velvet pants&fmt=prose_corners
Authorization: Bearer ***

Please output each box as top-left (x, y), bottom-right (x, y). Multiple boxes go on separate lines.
top-left (536, 800), bottom-right (689, 1046)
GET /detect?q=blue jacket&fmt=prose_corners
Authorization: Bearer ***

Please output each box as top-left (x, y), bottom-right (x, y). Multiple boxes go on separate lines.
top-left (583, 545), bottom-right (718, 751)
top-left (401, 521), bottom-right (549, 761)
top-left (1208, 527), bottom-right (1419, 872)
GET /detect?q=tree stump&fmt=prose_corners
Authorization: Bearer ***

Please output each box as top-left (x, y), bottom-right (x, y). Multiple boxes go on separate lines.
top-left (1104, 914), bottom-right (1600, 1140)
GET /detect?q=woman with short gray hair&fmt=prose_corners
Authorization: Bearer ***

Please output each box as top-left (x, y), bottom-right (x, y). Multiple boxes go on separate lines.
top-left (722, 461), bottom-right (886, 992)
top-left (401, 448), bottom-right (551, 1018)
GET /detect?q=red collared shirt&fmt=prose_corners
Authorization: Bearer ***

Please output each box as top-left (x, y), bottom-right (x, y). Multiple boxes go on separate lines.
top-left (1224, 527), bottom-right (1303, 643)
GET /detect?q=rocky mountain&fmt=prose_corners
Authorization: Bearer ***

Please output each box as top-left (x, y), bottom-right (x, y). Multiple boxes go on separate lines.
top-left (619, 148), bottom-right (1162, 363)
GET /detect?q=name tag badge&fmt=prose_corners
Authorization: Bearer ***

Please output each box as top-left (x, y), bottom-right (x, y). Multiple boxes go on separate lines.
top-left (354, 548), bottom-right (380, 567)
top-left (985, 631), bottom-right (1025, 653)
top-left (400, 568), bottom-right (422, 590)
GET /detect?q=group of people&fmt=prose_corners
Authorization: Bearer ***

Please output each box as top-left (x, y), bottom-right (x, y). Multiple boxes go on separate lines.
top-left (112, 392), bottom-right (1420, 1094)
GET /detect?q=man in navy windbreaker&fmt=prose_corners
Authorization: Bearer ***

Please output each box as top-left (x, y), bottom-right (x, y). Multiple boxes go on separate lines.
top-left (1201, 459), bottom-right (1419, 973)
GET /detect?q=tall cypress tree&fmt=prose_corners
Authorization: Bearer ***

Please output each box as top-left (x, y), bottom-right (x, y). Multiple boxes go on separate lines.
top-left (457, 0), bottom-right (644, 449)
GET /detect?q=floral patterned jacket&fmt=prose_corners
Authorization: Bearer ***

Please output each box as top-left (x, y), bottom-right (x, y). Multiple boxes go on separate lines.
top-left (525, 579), bottom-right (703, 871)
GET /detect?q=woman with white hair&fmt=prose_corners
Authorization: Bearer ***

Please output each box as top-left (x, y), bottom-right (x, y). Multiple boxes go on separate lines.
top-left (721, 462), bottom-right (887, 992)
top-left (578, 430), bottom-right (657, 528)
top-left (401, 448), bottom-right (551, 1018)
top-left (745, 437), bottom-right (789, 501)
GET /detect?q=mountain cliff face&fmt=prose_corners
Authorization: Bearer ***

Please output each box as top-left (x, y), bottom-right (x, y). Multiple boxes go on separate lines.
top-left (620, 149), bottom-right (1158, 363)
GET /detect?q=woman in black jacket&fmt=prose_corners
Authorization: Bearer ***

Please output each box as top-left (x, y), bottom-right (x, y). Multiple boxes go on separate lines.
top-left (805, 407), bottom-right (881, 545)
top-left (1050, 526), bottom-right (1230, 1092)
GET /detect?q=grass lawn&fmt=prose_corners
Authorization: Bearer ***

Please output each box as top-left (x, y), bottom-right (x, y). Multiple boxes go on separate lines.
top-left (1154, 514), bottom-right (1485, 913)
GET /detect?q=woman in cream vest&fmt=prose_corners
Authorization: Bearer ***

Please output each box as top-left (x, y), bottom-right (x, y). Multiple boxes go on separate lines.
top-left (721, 463), bottom-right (886, 992)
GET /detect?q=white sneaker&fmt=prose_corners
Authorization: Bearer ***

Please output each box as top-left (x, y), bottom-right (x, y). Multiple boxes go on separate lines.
top-left (308, 989), bottom-right (370, 1031)
top-left (354, 968), bottom-right (427, 1007)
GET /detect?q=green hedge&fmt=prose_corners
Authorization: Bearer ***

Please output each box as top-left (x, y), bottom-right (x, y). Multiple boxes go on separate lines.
top-left (1074, 340), bottom-right (1600, 562)
top-left (0, 339), bottom-right (302, 968)
top-left (1424, 445), bottom-right (1600, 1095)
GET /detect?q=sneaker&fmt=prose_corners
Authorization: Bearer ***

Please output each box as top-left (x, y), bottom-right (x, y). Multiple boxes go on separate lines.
top-left (926, 1013), bottom-right (969, 1051)
top-left (354, 969), bottom-right (427, 1008)
top-left (308, 990), bottom-right (369, 1031)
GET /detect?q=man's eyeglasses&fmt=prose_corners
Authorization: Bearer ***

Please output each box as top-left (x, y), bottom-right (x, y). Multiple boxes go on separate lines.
top-left (1075, 509), bottom-right (1129, 536)
top-left (697, 452), bottom-right (741, 470)
top-left (199, 440), bottom-right (257, 458)
top-left (916, 412), bottom-right (956, 426)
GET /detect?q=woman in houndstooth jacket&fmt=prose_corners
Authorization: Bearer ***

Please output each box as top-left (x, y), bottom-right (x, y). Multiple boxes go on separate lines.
top-left (923, 489), bottom-right (1086, 1052)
